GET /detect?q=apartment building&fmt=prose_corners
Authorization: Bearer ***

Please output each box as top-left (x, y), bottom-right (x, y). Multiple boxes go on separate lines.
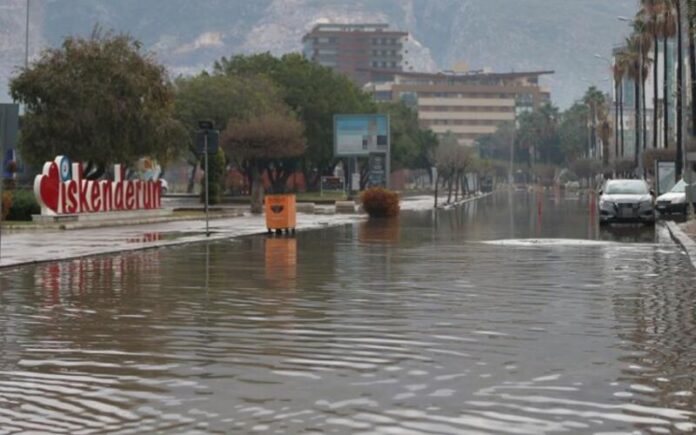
top-left (364, 69), bottom-right (553, 146)
top-left (302, 23), bottom-right (408, 85)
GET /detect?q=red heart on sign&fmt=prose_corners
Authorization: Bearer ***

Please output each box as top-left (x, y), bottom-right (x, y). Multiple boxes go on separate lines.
top-left (35, 162), bottom-right (60, 212)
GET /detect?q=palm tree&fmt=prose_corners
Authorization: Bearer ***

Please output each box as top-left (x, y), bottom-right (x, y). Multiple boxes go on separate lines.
top-left (687, 0), bottom-right (696, 137)
top-left (661, 1), bottom-right (677, 149)
top-left (599, 120), bottom-right (613, 166)
top-left (640, 0), bottom-right (664, 149)
top-left (618, 36), bottom-right (649, 166)
top-left (583, 86), bottom-right (605, 159)
top-left (613, 60), bottom-right (627, 158)
top-left (632, 15), bottom-right (654, 152)
top-left (675, 0), bottom-right (684, 180)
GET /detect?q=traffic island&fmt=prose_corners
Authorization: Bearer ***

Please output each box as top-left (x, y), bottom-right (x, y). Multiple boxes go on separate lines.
top-left (335, 201), bottom-right (357, 214)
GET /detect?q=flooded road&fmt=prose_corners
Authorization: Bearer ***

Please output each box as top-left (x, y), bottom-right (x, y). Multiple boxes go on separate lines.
top-left (0, 191), bottom-right (694, 434)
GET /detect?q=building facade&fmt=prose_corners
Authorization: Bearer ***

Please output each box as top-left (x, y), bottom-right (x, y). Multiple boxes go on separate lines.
top-left (302, 23), bottom-right (408, 85)
top-left (364, 69), bottom-right (553, 146)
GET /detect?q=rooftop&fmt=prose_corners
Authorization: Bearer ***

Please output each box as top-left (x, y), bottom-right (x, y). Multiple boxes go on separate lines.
top-left (303, 23), bottom-right (408, 40)
top-left (360, 68), bottom-right (555, 81)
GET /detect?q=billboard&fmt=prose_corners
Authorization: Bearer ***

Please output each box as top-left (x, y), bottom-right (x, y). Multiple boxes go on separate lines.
top-left (334, 114), bottom-right (389, 157)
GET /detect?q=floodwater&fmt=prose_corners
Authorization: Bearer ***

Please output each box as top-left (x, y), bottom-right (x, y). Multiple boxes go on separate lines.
top-left (0, 191), bottom-right (694, 434)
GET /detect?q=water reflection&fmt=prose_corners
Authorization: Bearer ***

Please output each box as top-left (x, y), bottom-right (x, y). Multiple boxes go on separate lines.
top-left (358, 219), bottom-right (400, 244)
top-left (0, 191), bottom-right (694, 433)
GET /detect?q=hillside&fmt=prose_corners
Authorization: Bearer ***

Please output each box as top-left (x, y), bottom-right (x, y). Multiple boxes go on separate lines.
top-left (1, 0), bottom-right (635, 107)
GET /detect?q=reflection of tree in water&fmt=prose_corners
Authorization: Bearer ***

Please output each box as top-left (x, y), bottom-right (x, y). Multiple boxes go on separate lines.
top-left (358, 219), bottom-right (400, 244)
top-left (610, 247), bottom-right (696, 425)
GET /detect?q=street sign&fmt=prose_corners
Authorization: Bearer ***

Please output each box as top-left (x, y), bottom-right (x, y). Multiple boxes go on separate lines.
top-left (195, 130), bottom-right (219, 155)
top-left (198, 120), bottom-right (214, 130)
top-left (368, 153), bottom-right (387, 188)
top-left (320, 176), bottom-right (345, 197)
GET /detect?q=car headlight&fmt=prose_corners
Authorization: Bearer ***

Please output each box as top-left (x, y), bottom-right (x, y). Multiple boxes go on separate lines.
top-left (639, 200), bottom-right (653, 208)
top-left (600, 199), bottom-right (614, 207)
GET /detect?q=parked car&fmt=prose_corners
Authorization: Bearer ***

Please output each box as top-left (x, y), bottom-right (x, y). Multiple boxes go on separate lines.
top-left (598, 179), bottom-right (655, 226)
top-left (656, 180), bottom-right (687, 215)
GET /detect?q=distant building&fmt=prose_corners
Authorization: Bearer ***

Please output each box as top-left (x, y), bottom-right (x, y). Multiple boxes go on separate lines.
top-left (302, 23), bottom-right (408, 85)
top-left (363, 69), bottom-right (553, 146)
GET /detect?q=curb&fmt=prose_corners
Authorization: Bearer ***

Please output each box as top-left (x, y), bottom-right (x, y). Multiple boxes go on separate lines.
top-left (435, 192), bottom-right (493, 210)
top-left (665, 221), bottom-right (696, 270)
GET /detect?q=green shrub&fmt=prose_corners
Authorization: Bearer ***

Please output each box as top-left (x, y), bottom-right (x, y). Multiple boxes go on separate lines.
top-left (361, 187), bottom-right (400, 218)
top-left (7, 190), bottom-right (40, 221)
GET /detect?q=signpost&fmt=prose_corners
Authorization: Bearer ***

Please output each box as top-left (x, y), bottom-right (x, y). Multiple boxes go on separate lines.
top-left (320, 176), bottom-right (345, 197)
top-left (334, 114), bottom-right (391, 193)
top-left (196, 121), bottom-right (219, 237)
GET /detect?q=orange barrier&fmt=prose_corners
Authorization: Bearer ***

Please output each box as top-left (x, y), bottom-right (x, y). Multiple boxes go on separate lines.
top-left (265, 194), bottom-right (296, 233)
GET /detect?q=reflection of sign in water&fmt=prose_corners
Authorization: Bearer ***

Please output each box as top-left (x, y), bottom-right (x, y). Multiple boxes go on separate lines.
top-left (38, 251), bottom-right (161, 304)
top-left (655, 160), bottom-right (676, 196)
top-left (368, 153), bottom-right (387, 188)
top-left (334, 114), bottom-right (389, 156)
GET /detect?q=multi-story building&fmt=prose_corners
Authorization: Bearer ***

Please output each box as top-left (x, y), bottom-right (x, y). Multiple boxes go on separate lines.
top-left (363, 69), bottom-right (553, 146)
top-left (302, 23), bottom-right (408, 85)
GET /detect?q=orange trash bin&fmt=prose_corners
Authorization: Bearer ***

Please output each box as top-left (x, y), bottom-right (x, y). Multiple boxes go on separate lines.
top-left (265, 194), bottom-right (296, 233)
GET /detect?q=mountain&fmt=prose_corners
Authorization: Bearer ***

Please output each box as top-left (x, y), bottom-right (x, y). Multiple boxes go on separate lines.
top-left (1, 0), bottom-right (635, 107)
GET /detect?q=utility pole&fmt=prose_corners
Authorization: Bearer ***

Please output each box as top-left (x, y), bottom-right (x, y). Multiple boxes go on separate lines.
top-left (508, 120), bottom-right (515, 186)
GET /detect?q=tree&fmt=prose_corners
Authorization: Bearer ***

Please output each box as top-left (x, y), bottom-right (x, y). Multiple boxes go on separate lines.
top-left (661, 1), bottom-right (678, 150)
top-left (377, 101), bottom-right (438, 172)
top-left (174, 72), bottom-right (285, 193)
top-left (10, 29), bottom-right (186, 169)
top-left (516, 103), bottom-right (562, 166)
top-left (221, 111), bottom-right (305, 213)
top-left (215, 53), bottom-right (375, 190)
top-left (476, 122), bottom-right (515, 161)
top-left (617, 35), bottom-right (650, 166)
top-left (613, 58), bottom-right (626, 158)
top-left (640, 0), bottom-right (665, 150)
top-left (583, 86), bottom-right (606, 158)
top-left (559, 103), bottom-right (591, 163)
top-left (434, 132), bottom-right (475, 205)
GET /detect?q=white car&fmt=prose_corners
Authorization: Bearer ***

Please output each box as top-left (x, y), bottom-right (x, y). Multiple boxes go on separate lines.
top-left (599, 179), bottom-right (655, 226)
top-left (656, 180), bottom-right (687, 215)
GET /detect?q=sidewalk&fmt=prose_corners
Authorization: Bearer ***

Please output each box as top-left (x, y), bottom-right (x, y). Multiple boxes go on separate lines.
top-left (667, 219), bottom-right (696, 270)
top-left (0, 193), bottom-right (490, 269)
top-left (0, 212), bottom-right (359, 269)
